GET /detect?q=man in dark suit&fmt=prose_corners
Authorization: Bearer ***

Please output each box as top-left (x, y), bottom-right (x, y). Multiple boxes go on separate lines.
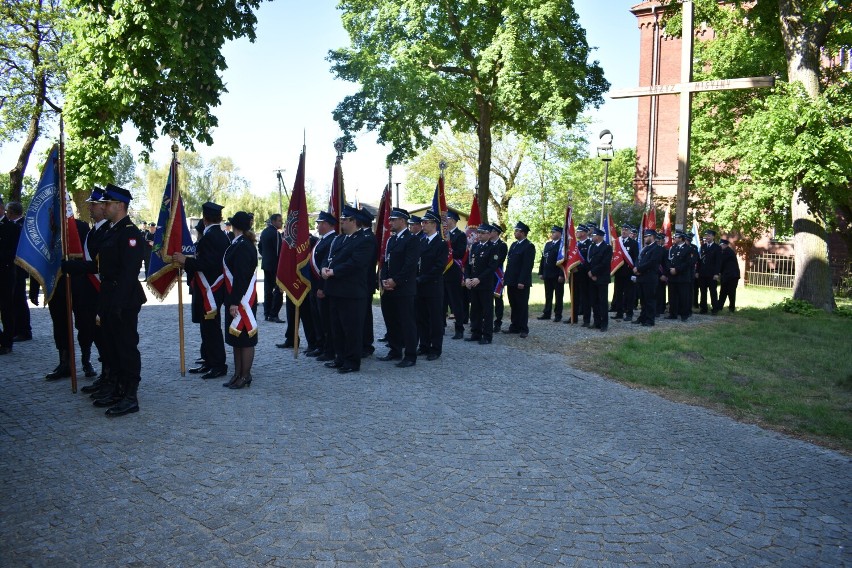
top-left (612, 223), bottom-right (639, 322)
top-left (4, 202), bottom-right (32, 341)
top-left (572, 225), bottom-right (593, 326)
top-left (698, 229), bottom-right (722, 314)
top-left (0, 198), bottom-right (21, 355)
top-left (444, 211), bottom-right (467, 339)
top-left (489, 224), bottom-right (508, 333)
top-left (666, 231), bottom-right (693, 321)
top-left (174, 202), bottom-right (231, 379)
top-left (322, 206), bottom-right (373, 373)
top-left (310, 211), bottom-right (337, 360)
top-left (357, 207), bottom-right (379, 359)
top-left (415, 210), bottom-right (446, 360)
top-left (503, 221), bottom-right (536, 337)
top-left (378, 207), bottom-right (420, 367)
top-left (632, 229), bottom-right (665, 327)
top-left (586, 228), bottom-right (613, 332)
top-left (464, 225), bottom-right (498, 344)
top-left (717, 238), bottom-right (740, 312)
top-left (258, 213), bottom-right (283, 322)
top-left (538, 225), bottom-right (564, 322)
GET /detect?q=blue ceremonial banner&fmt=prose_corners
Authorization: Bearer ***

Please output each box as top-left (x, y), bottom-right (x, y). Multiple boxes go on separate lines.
top-left (147, 157), bottom-right (195, 299)
top-left (15, 145), bottom-right (63, 302)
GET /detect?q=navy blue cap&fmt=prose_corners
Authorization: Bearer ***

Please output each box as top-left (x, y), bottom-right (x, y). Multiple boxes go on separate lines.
top-left (476, 224), bottom-right (492, 233)
top-left (85, 187), bottom-right (104, 202)
top-left (491, 224), bottom-right (504, 234)
top-left (704, 229), bottom-right (717, 236)
top-left (674, 231), bottom-right (687, 239)
top-left (100, 183), bottom-right (132, 204)
top-left (643, 229), bottom-right (657, 237)
top-left (686, 232), bottom-right (695, 239)
top-left (514, 221), bottom-right (530, 233)
top-left (228, 211), bottom-right (252, 231)
top-left (551, 226), bottom-right (563, 233)
top-left (720, 238), bottom-right (730, 245)
top-left (388, 207), bottom-right (410, 220)
top-left (202, 202), bottom-right (224, 217)
top-left (576, 224), bottom-right (588, 232)
top-left (407, 214), bottom-right (422, 225)
top-left (592, 228), bottom-right (606, 237)
top-left (340, 205), bottom-right (359, 219)
top-left (654, 232), bottom-right (665, 240)
top-left (316, 211), bottom-right (337, 225)
top-left (446, 210), bottom-right (459, 221)
top-left (422, 210), bottom-right (441, 223)
top-left (355, 208), bottom-right (374, 225)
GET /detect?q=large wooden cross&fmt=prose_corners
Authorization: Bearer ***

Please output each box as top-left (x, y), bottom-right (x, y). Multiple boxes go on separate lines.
top-left (610, 0), bottom-right (774, 229)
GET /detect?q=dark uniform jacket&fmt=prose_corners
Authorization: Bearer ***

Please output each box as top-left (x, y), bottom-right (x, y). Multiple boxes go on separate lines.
top-left (223, 236), bottom-right (258, 306)
top-left (699, 242), bottom-right (722, 278)
top-left (719, 246), bottom-right (741, 281)
top-left (668, 244), bottom-right (692, 283)
top-left (184, 224), bottom-right (231, 316)
top-left (0, 215), bottom-right (21, 272)
top-left (576, 238), bottom-right (592, 275)
top-left (465, 240), bottom-right (498, 288)
top-left (311, 231), bottom-right (336, 292)
top-left (380, 228), bottom-right (419, 297)
top-left (416, 233), bottom-right (446, 297)
top-left (539, 239), bottom-right (562, 279)
top-left (258, 224), bottom-right (281, 272)
top-left (504, 239), bottom-right (536, 287)
top-left (617, 237), bottom-right (639, 275)
top-left (448, 227), bottom-right (467, 262)
top-left (362, 227), bottom-right (379, 293)
top-left (587, 241), bottom-right (613, 284)
top-left (98, 216), bottom-right (146, 313)
top-left (325, 231), bottom-right (373, 299)
top-left (634, 242), bottom-right (665, 284)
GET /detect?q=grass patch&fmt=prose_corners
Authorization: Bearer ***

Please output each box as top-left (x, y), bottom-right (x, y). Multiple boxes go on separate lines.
top-left (571, 290), bottom-right (852, 452)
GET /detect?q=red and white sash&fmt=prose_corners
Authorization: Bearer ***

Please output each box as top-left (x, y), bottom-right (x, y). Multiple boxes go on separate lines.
top-left (83, 236), bottom-right (101, 292)
top-left (223, 261), bottom-right (258, 337)
top-left (194, 272), bottom-right (224, 320)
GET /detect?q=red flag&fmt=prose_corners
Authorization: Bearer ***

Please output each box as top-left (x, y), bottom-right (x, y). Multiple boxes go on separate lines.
top-left (607, 210), bottom-right (630, 274)
top-left (462, 194), bottom-right (481, 266)
top-left (431, 172), bottom-right (453, 272)
top-left (662, 205), bottom-right (672, 249)
top-left (556, 204), bottom-right (581, 275)
top-left (328, 156), bottom-right (345, 220)
top-left (63, 190), bottom-right (84, 258)
top-left (376, 184), bottom-right (392, 274)
top-left (645, 207), bottom-right (657, 231)
top-left (276, 149), bottom-right (311, 307)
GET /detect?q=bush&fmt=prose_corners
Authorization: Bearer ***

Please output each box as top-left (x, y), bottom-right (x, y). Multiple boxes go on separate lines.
top-left (773, 297), bottom-right (821, 316)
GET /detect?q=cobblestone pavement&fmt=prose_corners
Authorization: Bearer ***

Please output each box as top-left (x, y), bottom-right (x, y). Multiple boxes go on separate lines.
top-left (1, 281), bottom-right (849, 567)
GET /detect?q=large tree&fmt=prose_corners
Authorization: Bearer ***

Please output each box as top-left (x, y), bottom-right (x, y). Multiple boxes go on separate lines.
top-left (62, 0), bottom-right (263, 193)
top-left (328, 0), bottom-right (609, 224)
top-left (0, 0), bottom-right (67, 201)
top-left (668, 0), bottom-right (851, 311)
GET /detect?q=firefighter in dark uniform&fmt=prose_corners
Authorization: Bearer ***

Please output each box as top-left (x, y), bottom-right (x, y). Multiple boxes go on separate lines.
top-left (444, 211), bottom-right (467, 339)
top-left (655, 232), bottom-right (669, 316)
top-left (666, 231), bottom-right (693, 321)
top-left (687, 232), bottom-right (700, 310)
top-left (717, 238), bottom-right (740, 312)
top-left (174, 201), bottom-right (230, 379)
top-left (489, 224), bottom-right (508, 333)
top-left (310, 211), bottom-right (337, 360)
top-left (632, 229), bottom-right (665, 327)
top-left (573, 225), bottom-right (593, 325)
top-left (415, 210), bottom-right (446, 360)
top-left (612, 223), bottom-right (638, 322)
top-left (586, 228), bottom-right (613, 331)
top-left (93, 184), bottom-right (146, 416)
top-left (503, 221), bottom-right (536, 337)
top-left (538, 226), bottom-right (564, 322)
top-left (0, 197), bottom-right (19, 355)
top-left (698, 229), bottom-right (722, 314)
top-left (357, 207), bottom-right (378, 359)
top-left (464, 224), bottom-right (498, 344)
top-left (378, 207), bottom-right (420, 367)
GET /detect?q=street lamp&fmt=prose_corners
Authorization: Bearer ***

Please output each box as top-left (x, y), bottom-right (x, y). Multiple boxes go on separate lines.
top-left (596, 129), bottom-right (614, 227)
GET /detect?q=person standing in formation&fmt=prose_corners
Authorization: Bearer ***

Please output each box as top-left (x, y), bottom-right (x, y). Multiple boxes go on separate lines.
top-left (258, 213), bottom-right (284, 323)
top-left (611, 223), bottom-right (638, 322)
top-left (666, 231), bottom-right (693, 321)
top-left (309, 211), bottom-right (338, 360)
top-left (716, 238), bottom-right (740, 312)
top-left (503, 221), bottom-right (535, 338)
top-left (221, 211), bottom-right (259, 389)
top-left (465, 225), bottom-right (498, 344)
top-left (357, 207), bottom-right (378, 359)
top-left (538, 226), bottom-right (564, 322)
top-left (632, 229), bottom-right (665, 327)
top-left (0, 198), bottom-right (21, 355)
top-left (586, 228), bottom-right (613, 332)
top-left (570, 224), bottom-right (593, 326)
top-left (174, 201), bottom-right (231, 380)
top-left (698, 229), bottom-right (721, 315)
top-left (489, 224), bottom-right (508, 333)
top-left (443, 211), bottom-right (467, 340)
top-left (415, 210), bottom-right (446, 360)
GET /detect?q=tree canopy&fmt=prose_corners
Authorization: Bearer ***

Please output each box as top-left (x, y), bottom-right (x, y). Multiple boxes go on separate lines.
top-left (329, 0), bottom-right (609, 223)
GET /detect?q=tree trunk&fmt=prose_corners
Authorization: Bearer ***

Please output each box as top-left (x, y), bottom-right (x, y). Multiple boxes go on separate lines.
top-left (476, 96), bottom-right (492, 224)
top-left (9, 108), bottom-right (42, 203)
top-left (778, 0), bottom-right (835, 311)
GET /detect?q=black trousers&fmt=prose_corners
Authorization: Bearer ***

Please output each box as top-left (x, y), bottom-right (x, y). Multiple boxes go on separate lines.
top-left (329, 296), bottom-right (365, 370)
top-left (669, 281), bottom-right (692, 319)
top-left (574, 274), bottom-right (591, 324)
top-left (718, 279), bottom-right (737, 311)
top-left (0, 269), bottom-right (16, 348)
top-left (698, 277), bottom-right (718, 312)
top-left (14, 268), bottom-right (30, 336)
top-left (384, 292), bottom-right (417, 361)
top-left (262, 269), bottom-right (282, 318)
top-left (200, 313), bottom-right (226, 370)
top-left (469, 285), bottom-right (493, 340)
top-left (285, 295), bottom-right (317, 349)
top-left (542, 277), bottom-right (564, 318)
top-left (317, 294), bottom-right (334, 357)
top-left (362, 294), bottom-right (374, 355)
top-left (611, 273), bottom-right (629, 314)
top-left (444, 268), bottom-right (465, 332)
top-left (507, 285), bottom-right (530, 333)
top-left (101, 307), bottom-right (142, 393)
top-left (417, 291), bottom-right (444, 355)
top-left (656, 279), bottom-right (667, 315)
top-left (637, 279), bottom-right (658, 325)
top-left (590, 281), bottom-right (609, 329)
top-left (493, 294), bottom-right (504, 327)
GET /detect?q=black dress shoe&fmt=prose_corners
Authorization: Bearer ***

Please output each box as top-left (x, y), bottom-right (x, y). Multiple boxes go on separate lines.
top-left (623, 316), bottom-right (633, 322)
top-left (631, 319), bottom-right (644, 324)
top-left (553, 316), bottom-right (562, 322)
top-left (395, 360), bottom-right (415, 368)
top-left (581, 323), bottom-right (591, 328)
top-left (338, 366), bottom-right (358, 374)
top-left (377, 352), bottom-right (402, 361)
top-left (276, 341), bottom-right (294, 349)
top-left (105, 398), bottom-right (139, 416)
top-left (426, 353), bottom-right (441, 361)
top-left (536, 315), bottom-right (550, 320)
top-left (93, 394), bottom-right (122, 407)
top-left (0, 347), bottom-right (11, 355)
top-left (599, 327), bottom-right (608, 332)
top-left (641, 322), bottom-right (655, 327)
top-left (464, 336), bottom-right (481, 342)
top-left (305, 349), bottom-right (322, 357)
top-left (493, 324), bottom-right (502, 333)
top-left (81, 379), bottom-right (104, 394)
top-left (519, 332), bottom-right (528, 338)
top-left (478, 338), bottom-right (492, 345)
top-left (195, 358), bottom-right (206, 364)
top-left (416, 348), bottom-right (429, 356)
top-left (324, 361), bottom-right (343, 369)
top-left (12, 334), bottom-right (32, 342)
top-left (201, 368), bottom-right (228, 380)
top-left (451, 331), bottom-right (464, 340)
top-left (188, 365), bottom-right (210, 374)
top-left (82, 362), bottom-right (97, 378)
top-left (45, 365), bottom-right (72, 381)
top-left (316, 354), bottom-right (335, 362)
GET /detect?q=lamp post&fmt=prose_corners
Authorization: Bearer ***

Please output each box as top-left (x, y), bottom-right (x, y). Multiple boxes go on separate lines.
top-left (596, 129), bottom-right (614, 227)
top-left (274, 168), bottom-right (288, 213)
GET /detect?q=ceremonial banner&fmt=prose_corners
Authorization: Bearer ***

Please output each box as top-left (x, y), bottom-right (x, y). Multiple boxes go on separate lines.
top-left (691, 219), bottom-right (701, 249)
top-left (556, 204), bottom-right (581, 275)
top-left (462, 195), bottom-right (481, 266)
top-left (328, 156), bottom-right (346, 221)
top-left (276, 149), bottom-right (311, 307)
top-left (430, 172), bottom-right (453, 272)
top-left (147, 157), bottom-right (195, 299)
top-left (15, 145), bottom-right (63, 302)
top-left (662, 206), bottom-right (672, 249)
top-left (645, 207), bottom-right (657, 231)
top-left (63, 189), bottom-right (84, 258)
top-left (376, 184), bottom-right (392, 274)
top-left (604, 210), bottom-right (628, 275)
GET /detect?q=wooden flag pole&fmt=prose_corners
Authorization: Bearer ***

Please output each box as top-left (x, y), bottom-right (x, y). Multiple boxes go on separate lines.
top-left (171, 141), bottom-right (186, 377)
top-left (58, 118), bottom-right (78, 393)
top-left (569, 272), bottom-right (576, 324)
top-left (293, 304), bottom-right (300, 359)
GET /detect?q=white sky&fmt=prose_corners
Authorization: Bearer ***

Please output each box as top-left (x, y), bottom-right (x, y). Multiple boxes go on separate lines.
top-left (1, 1), bottom-right (640, 206)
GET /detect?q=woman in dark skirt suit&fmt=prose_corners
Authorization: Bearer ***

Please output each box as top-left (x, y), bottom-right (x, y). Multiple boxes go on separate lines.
top-left (222, 211), bottom-right (259, 389)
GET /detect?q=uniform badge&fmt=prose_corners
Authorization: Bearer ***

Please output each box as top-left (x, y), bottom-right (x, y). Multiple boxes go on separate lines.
top-left (493, 254), bottom-right (498, 260)
top-left (128, 238), bottom-right (137, 247)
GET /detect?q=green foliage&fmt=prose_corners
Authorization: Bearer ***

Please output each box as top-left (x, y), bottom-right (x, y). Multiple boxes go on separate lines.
top-left (62, 0), bottom-right (263, 192)
top-left (773, 297), bottom-right (821, 316)
top-left (833, 305), bottom-right (852, 319)
top-left (110, 145), bottom-right (137, 189)
top-left (404, 138), bottom-right (473, 210)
